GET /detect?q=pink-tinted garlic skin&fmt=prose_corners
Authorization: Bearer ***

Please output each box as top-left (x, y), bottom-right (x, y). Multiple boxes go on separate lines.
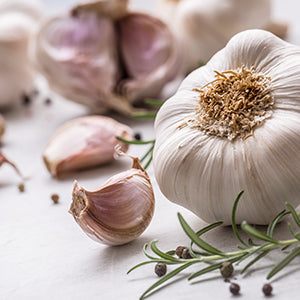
top-left (70, 157), bottom-right (155, 246)
top-left (36, 12), bottom-right (120, 112)
top-left (43, 115), bottom-right (133, 177)
top-left (118, 12), bottom-right (182, 103)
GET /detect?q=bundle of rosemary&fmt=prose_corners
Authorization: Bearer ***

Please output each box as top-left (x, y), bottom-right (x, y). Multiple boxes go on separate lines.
top-left (128, 191), bottom-right (300, 299)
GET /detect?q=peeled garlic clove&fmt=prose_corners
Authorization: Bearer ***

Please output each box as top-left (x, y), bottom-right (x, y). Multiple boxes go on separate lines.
top-left (0, 0), bottom-right (42, 107)
top-left (153, 30), bottom-right (300, 225)
top-left (72, 0), bottom-right (129, 19)
top-left (43, 116), bottom-right (133, 177)
top-left (69, 156), bottom-right (155, 245)
top-left (35, 12), bottom-right (132, 114)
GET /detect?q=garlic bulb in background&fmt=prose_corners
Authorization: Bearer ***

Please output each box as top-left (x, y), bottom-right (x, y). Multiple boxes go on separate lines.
top-left (0, 0), bottom-right (43, 108)
top-left (43, 115), bottom-right (133, 177)
top-left (35, 0), bottom-right (181, 115)
top-left (69, 155), bottom-right (155, 245)
top-left (153, 30), bottom-right (300, 225)
top-left (155, 0), bottom-right (287, 74)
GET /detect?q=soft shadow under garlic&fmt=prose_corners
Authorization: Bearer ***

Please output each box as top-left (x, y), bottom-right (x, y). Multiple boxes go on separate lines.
top-left (69, 153), bottom-right (155, 246)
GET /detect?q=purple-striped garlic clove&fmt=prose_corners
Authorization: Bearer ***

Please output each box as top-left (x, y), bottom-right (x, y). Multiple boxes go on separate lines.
top-left (69, 155), bottom-right (155, 246)
top-left (117, 12), bottom-right (182, 103)
top-left (43, 115), bottom-right (133, 178)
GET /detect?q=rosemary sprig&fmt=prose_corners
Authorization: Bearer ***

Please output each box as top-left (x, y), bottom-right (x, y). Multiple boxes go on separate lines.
top-left (128, 192), bottom-right (300, 299)
top-left (116, 136), bottom-right (155, 169)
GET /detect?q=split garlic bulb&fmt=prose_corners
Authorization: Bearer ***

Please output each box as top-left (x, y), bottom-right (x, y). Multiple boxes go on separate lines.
top-left (155, 0), bottom-right (286, 74)
top-left (35, 0), bottom-right (181, 115)
top-left (69, 155), bottom-right (155, 245)
top-left (43, 115), bottom-right (133, 177)
top-left (153, 30), bottom-right (300, 225)
top-left (0, 0), bottom-right (43, 108)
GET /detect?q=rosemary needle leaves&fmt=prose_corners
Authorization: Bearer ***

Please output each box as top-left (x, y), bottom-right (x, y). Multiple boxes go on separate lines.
top-left (128, 191), bottom-right (300, 299)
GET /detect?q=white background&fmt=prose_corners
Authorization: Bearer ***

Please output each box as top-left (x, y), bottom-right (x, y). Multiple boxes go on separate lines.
top-left (1, 1), bottom-right (300, 300)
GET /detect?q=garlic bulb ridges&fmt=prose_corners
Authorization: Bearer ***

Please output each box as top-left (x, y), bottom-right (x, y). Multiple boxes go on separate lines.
top-left (153, 29), bottom-right (300, 225)
top-left (69, 156), bottom-right (155, 246)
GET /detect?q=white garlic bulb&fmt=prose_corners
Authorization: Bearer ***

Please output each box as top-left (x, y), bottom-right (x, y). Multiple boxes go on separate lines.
top-left (35, 1), bottom-right (181, 115)
top-left (155, 0), bottom-right (286, 74)
top-left (43, 115), bottom-right (133, 177)
top-left (0, 0), bottom-right (43, 108)
top-left (153, 30), bottom-right (300, 225)
top-left (69, 155), bottom-right (155, 245)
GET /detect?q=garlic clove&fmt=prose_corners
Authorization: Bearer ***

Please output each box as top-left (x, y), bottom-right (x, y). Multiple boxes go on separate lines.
top-left (35, 12), bottom-right (133, 114)
top-left (72, 0), bottom-right (129, 20)
top-left (117, 12), bottom-right (182, 103)
top-left (69, 155), bottom-right (155, 246)
top-left (43, 115), bottom-right (133, 177)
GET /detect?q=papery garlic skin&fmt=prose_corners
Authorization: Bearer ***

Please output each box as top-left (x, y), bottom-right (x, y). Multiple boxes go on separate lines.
top-left (0, 0), bottom-right (42, 108)
top-left (43, 116), bottom-right (133, 177)
top-left (155, 0), bottom-right (277, 73)
top-left (70, 156), bottom-right (155, 246)
top-left (153, 30), bottom-right (300, 225)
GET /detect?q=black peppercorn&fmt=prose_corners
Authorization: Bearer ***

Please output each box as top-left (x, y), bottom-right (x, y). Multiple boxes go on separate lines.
top-left (134, 132), bottom-right (142, 141)
top-left (21, 94), bottom-right (31, 106)
top-left (155, 263), bottom-right (167, 277)
top-left (262, 283), bottom-right (273, 296)
top-left (220, 262), bottom-right (234, 278)
top-left (229, 283), bottom-right (240, 295)
top-left (175, 246), bottom-right (185, 258)
top-left (44, 97), bottom-right (52, 105)
top-left (181, 248), bottom-right (192, 259)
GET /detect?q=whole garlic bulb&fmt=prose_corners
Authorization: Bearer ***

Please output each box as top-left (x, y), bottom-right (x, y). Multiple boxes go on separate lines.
top-left (69, 155), bottom-right (155, 245)
top-left (35, 1), bottom-right (181, 115)
top-left (0, 0), bottom-right (43, 108)
top-left (153, 30), bottom-right (300, 225)
top-left (43, 115), bottom-right (133, 177)
top-left (155, 0), bottom-right (283, 74)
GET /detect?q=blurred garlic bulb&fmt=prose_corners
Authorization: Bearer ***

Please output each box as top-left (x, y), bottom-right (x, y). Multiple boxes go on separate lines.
top-left (69, 154), bottom-right (155, 245)
top-left (155, 0), bottom-right (287, 73)
top-left (43, 115), bottom-right (133, 177)
top-left (0, 0), bottom-right (43, 108)
top-left (153, 30), bottom-right (300, 225)
top-left (35, 0), bottom-right (181, 115)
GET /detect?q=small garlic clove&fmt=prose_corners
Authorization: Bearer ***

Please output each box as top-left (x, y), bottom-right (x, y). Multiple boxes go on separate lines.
top-left (69, 155), bottom-right (155, 246)
top-left (117, 12), bottom-right (182, 103)
top-left (43, 115), bottom-right (133, 177)
top-left (72, 0), bottom-right (129, 20)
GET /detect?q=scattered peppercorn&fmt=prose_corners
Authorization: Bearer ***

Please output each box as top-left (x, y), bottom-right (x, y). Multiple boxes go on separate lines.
top-left (21, 94), bottom-right (31, 106)
top-left (155, 263), bottom-right (167, 277)
top-left (175, 246), bottom-right (185, 258)
top-left (51, 193), bottom-right (60, 204)
top-left (18, 182), bottom-right (25, 192)
top-left (220, 262), bottom-right (234, 278)
top-left (229, 283), bottom-right (240, 295)
top-left (181, 248), bottom-right (193, 259)
top-left (134, 132), bottom-right (142, 141)
top-left (262, 283), bottom-right (273, 296)
top-left (44, 97), bottom-right (52, 105)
